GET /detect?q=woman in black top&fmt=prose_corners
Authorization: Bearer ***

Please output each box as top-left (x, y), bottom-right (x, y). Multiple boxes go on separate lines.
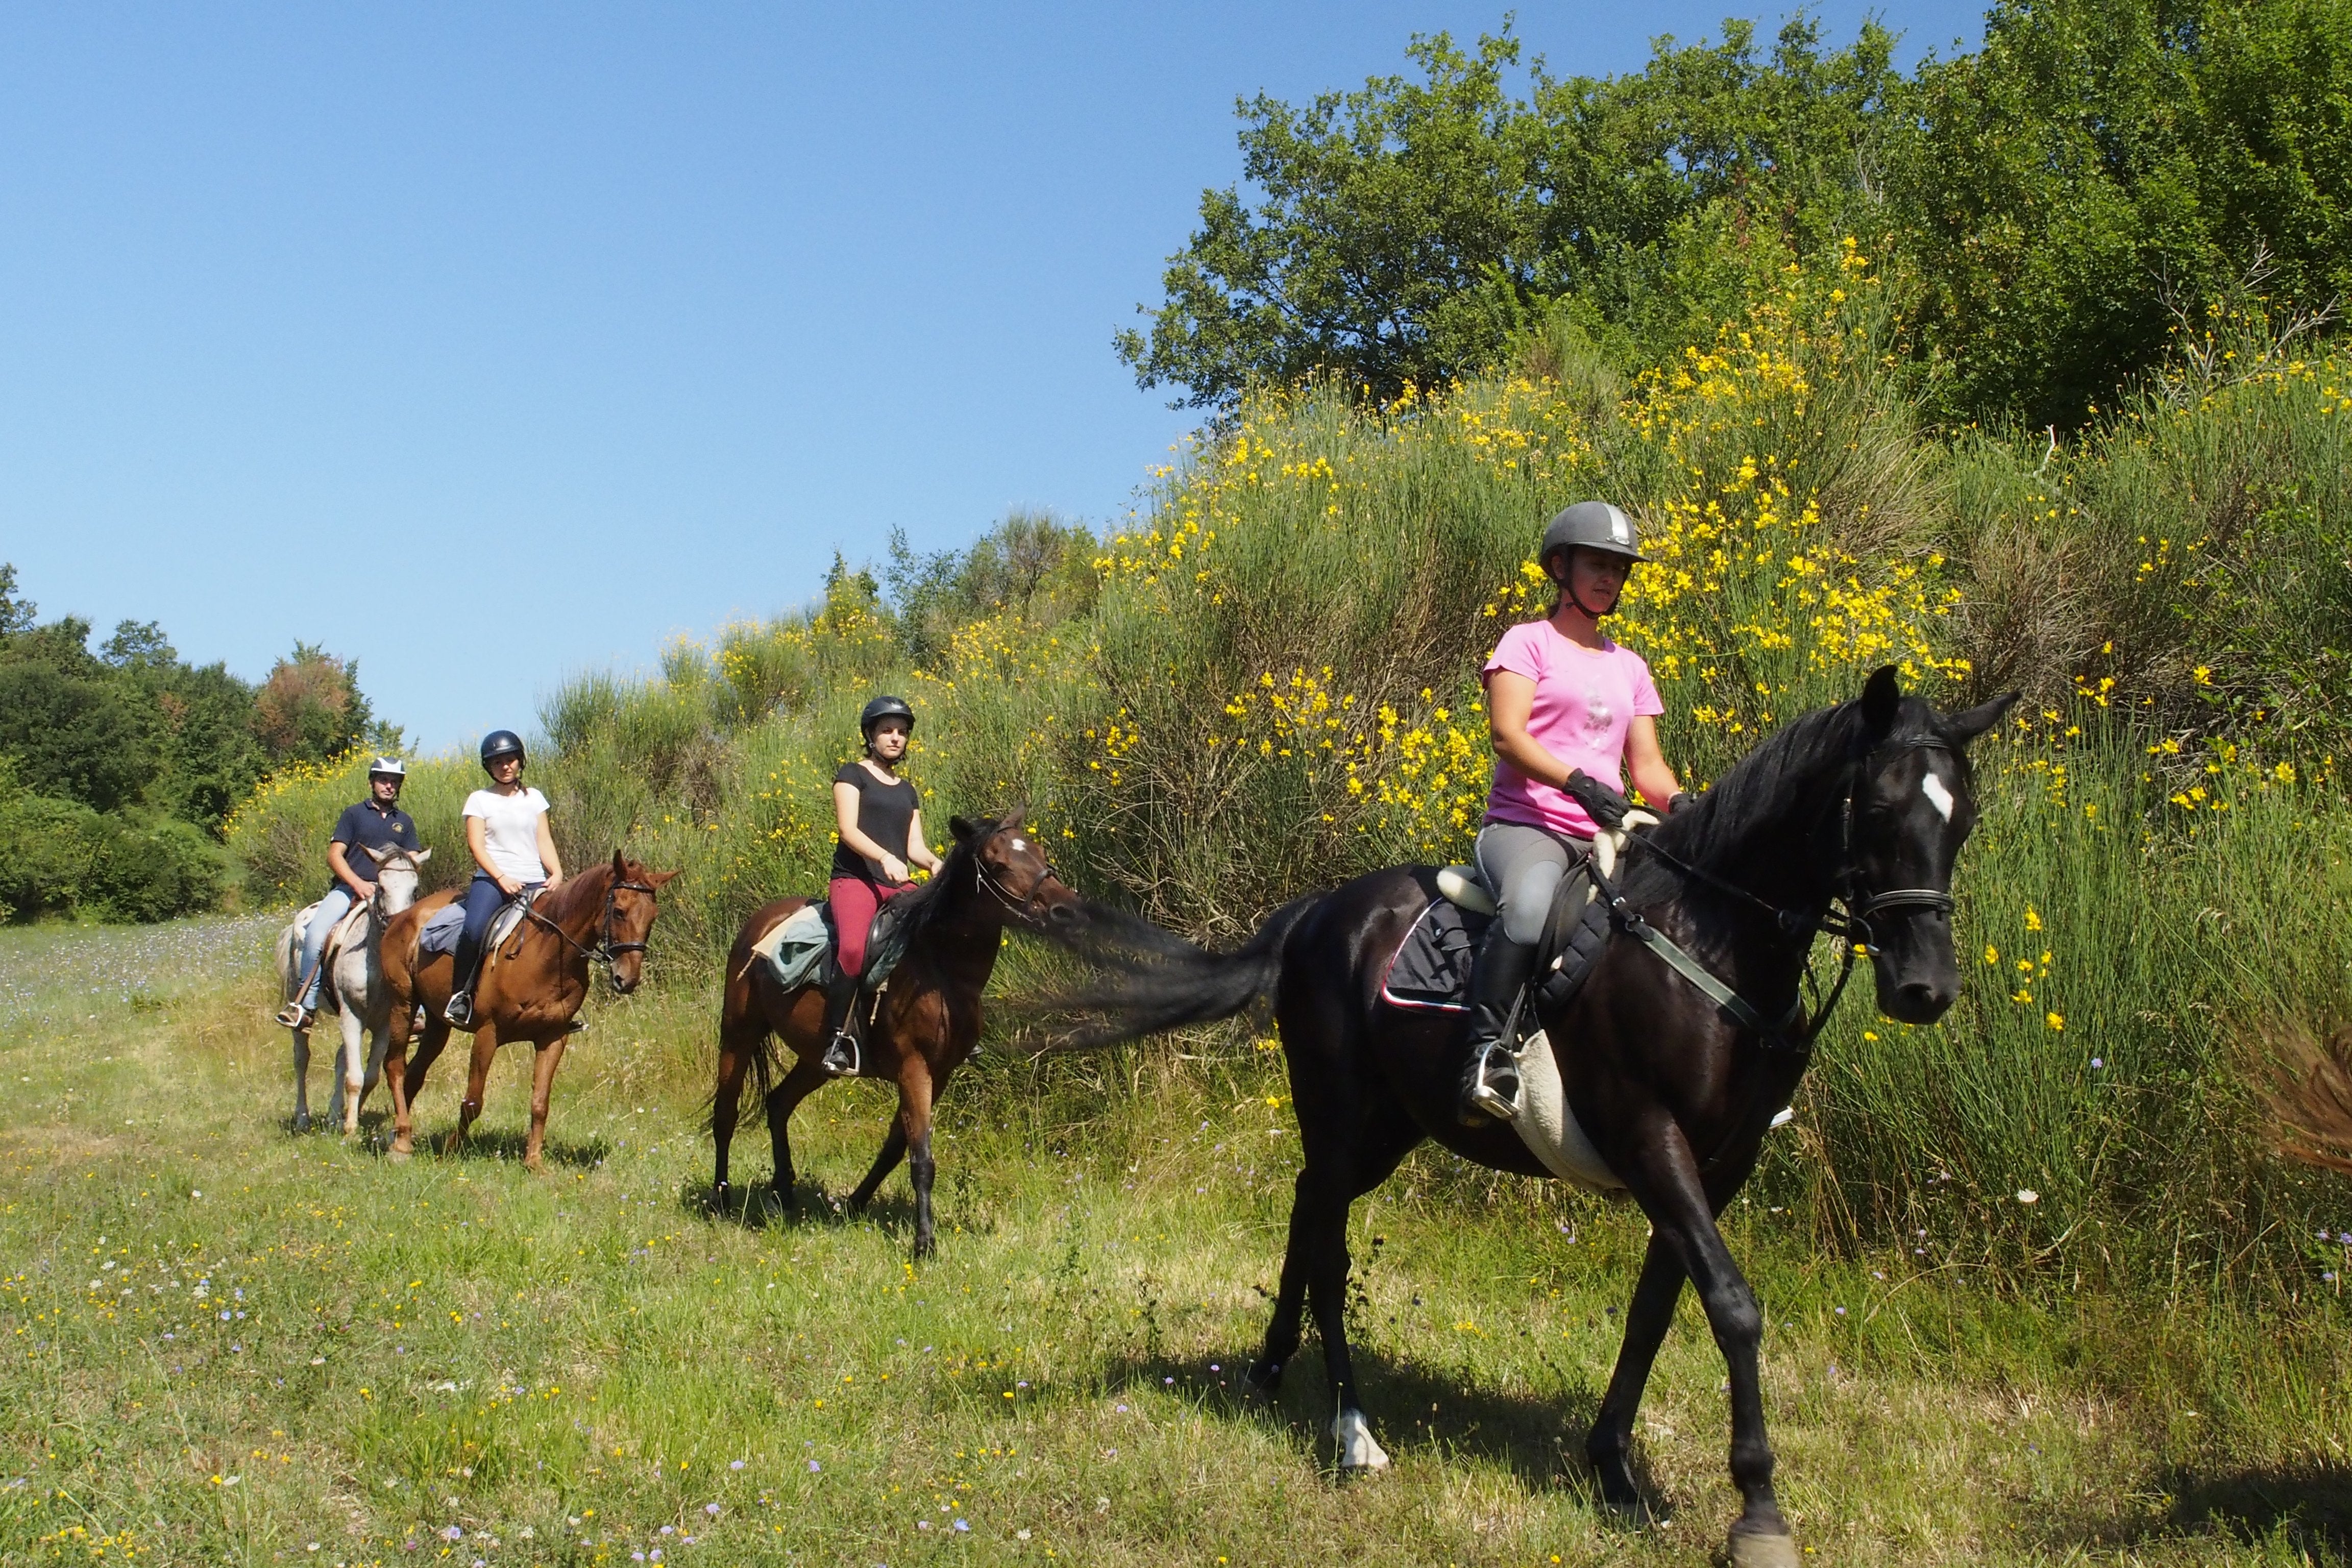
top-left (820, 695), bottom-right (944, 1074)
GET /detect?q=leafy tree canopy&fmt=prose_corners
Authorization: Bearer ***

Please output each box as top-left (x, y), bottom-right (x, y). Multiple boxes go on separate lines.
top-left (1119, 0), bottom-right (2352, 426)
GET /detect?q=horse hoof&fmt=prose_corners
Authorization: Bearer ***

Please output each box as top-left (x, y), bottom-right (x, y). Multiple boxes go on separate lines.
top-left (1331, 1409), bottom-right (1390, 1472)
top-left (523, 1155), bottom-right (544, 1175)
top-left (1242, 1359), bottom-right (1284, 1395)
top-left (1727, 1523), bottom-right (1800, 1568)
top-left (292, 1112), bottom-right (311, 1134)
top-left (387, 1145), bottom-right (411, 1162)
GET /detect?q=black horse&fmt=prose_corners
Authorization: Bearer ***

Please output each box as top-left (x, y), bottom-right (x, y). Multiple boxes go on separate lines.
top-left (1043, 667), bottom-right (2014, 1566)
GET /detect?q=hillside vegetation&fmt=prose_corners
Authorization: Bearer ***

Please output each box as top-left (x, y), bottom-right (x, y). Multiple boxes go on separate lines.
top-left (229, 242), bottom-right (2352, 1303)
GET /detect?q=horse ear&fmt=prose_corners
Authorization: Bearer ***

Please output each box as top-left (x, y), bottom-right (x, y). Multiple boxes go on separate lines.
top-left (611, 849), bottom-right (628, 877)
top-left (950, 815), bottom-right (976, 843)
top-left (413, 847), bottom-right (432, 863)
top-left (1001, 804), bottom-right (1026, 830)
top-left (364, 843), bottom-right (394, 865)
top-left (648, 869), bottom-right (679, 889)
top-left (1860, 665), bottom-right (1902, 736)
top-left (1946, 691), bottom-right (2021, 746)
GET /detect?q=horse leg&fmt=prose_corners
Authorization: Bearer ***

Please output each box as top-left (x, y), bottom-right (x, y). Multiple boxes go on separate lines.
top-left (334, 1005), bottom-right (366, 1137)
top-left (764, 1054), bottom-right (830, 1215)
top-left (1297, 1112), bottom-right (1418, 1471)
top-left (391, 1016), bottom-right (452, 1158)
top-left (448, 1023), bottom-right (500, 1156)
top-left (522, 1036), bottom-right (567, 1173)
top-left (712, 1010), bottom-right (766, 1209)
top-left (872, 1057), bottom-right (939, 1258)
top-left (1584, 1233), bottom-right (1689, 1514)
top-left (1625, 1137), bottom-right (1794, 1566)
top-left (289, 1022), bottom-right (312, 1133)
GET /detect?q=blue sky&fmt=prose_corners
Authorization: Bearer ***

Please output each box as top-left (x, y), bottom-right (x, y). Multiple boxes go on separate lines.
top-left (0, 2), bottom-right (1984, 751)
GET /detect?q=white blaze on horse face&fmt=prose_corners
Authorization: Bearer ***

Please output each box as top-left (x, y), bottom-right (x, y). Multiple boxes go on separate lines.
top-left (1921, 772), bottom-right (1956, 822)
top-left (1009, 838), bottom-right (1027, 852)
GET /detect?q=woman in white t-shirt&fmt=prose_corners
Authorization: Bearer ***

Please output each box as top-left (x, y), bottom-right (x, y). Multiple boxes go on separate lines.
top-left (445, 728), bottom-right (565, 1027)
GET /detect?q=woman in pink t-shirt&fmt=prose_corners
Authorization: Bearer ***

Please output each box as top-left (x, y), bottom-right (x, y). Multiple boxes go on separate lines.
top-left (1459, 500), bottom-right (1690, 1125)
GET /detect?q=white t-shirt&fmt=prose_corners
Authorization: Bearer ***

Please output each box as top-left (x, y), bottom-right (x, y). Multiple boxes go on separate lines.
top-left (463, 787), bottom-right (551, 884)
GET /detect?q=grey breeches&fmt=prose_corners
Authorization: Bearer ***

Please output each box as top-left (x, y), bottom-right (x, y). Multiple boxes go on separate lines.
top-left (1475, 822), bottom-right (1591, 946)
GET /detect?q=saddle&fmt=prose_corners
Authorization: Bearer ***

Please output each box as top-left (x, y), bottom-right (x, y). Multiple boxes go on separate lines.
top-left (415, 895), bottom-right (531, 962)
top-left (288, 895), bottom-right (374, 1015)
top-left (1380, 807), bottom-right (1660, 1191)
top-left (744, 894), bottom-right (914, 995)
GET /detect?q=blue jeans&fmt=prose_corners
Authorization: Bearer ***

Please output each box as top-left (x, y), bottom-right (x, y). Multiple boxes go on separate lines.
top-left (297, 887), bottom-right (357, 1010)
top-left (452, 872), bottom-right (541, 992)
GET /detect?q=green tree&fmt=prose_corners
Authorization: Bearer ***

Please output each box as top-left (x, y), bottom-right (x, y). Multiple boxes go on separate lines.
top-left (251, 643), bottom-right (374, 765)
top-left (1885, 0), bottom-right (2352, 426)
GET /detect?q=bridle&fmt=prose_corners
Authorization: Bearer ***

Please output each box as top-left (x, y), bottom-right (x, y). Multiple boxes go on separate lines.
top-left (973, 848), bottom-right (1067, 925)
top-left (1614, 733), bottom-right (1963, 1048)
top-left (523, 874), bottom-right (660, 969)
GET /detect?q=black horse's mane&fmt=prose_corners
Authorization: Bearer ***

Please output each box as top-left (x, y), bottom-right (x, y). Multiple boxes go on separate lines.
top-left (1624, 692), bottom-right (1957, 903)
top-left (880, 814), bottom-right (996, 947)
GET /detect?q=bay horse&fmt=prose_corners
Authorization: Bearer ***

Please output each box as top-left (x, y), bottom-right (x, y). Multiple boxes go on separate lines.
top-left (272, 845), bottom-right (432, 1135)
top-left (1038, 668), bottom-right (2015, 1566)
top-left (380, 851), bottom-right (677, 1170)
top-left (712, 809), bottom-right (1080, 1257)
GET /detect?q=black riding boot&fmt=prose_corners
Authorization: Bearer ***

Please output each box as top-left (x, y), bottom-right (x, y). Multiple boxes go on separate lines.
top-left (445, 935), bottom-right (482, 1027)
top-left (818, 969), bottom-right (865, 1077)
top-left (1457, 924), bottom-right (1538, 1126)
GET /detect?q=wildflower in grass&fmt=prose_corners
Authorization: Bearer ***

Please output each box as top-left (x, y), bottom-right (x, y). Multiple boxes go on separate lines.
top-left (2016, 1190), bottom-right (2040, 1204)
top-left (2046, 1012), bottom-right (2065, 1031)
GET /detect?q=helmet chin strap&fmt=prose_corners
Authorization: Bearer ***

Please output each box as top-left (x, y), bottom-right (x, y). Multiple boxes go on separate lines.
top-left (1553, 551), bottom-right (1623, 619)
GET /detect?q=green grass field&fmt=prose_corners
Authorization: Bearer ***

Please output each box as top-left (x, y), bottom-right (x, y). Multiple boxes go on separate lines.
top-left (3, 915), bottom-right (2349, 1566)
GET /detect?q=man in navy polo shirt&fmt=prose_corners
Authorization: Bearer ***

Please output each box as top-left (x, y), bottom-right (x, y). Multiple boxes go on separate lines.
top-left (276, 757), bottom-right (424, 1028)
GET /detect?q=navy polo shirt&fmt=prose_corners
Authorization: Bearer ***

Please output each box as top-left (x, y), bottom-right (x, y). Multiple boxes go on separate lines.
top-left (328, 798), bottom-right (422, 894)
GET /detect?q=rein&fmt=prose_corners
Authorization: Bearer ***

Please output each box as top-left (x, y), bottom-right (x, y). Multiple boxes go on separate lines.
top-left (522, 876), bottom-right (658, 968)
top-left (974, 853), bottom-right (1066, 924)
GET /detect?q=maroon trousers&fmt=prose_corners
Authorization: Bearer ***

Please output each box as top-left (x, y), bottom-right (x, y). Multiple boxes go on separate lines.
top-left (828, 874), bottom-right (904, 978)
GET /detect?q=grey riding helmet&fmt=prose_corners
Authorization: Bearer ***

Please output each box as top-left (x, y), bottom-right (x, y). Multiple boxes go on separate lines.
top-left (1539, 501), bottom-right (1647, 571)
top-left (479, 730), bottom-right (526, 769)
top-left (365, 755), bottom-right (407, 778)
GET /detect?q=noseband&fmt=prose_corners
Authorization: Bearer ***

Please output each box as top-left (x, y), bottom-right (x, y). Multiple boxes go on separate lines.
top-left (525, 876), bottom-right (659, 968)
top-left (974, 852), bottom-right (1066, 924)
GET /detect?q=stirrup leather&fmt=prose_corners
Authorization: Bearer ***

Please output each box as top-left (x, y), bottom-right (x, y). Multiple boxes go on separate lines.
top-left (1465, 1038), bottom-right (1523, 1123)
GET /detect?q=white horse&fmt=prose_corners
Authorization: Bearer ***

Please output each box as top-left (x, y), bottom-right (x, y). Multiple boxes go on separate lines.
top-left (273, 846), bottom-right (432, 1134)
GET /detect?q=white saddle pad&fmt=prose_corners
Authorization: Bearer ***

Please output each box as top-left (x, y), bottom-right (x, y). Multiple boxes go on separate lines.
top-left (1510, 1029), bottom-right (1624, 1191)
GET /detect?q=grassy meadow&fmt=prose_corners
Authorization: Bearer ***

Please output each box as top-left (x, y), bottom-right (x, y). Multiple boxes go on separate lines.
top-left (4, 914), bottom-right (2352, 1567)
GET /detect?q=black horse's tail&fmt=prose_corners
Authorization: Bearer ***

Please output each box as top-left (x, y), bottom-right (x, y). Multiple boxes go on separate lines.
top-left (1024, 893), bottom-right (1322, 1050)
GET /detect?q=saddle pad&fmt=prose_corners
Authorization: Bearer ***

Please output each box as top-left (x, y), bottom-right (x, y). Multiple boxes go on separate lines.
top-left (1380, 896), bottom-right (1485, 1012)
top-left (1512, 1029), bottom-right (1624, 1190)
top-left (752, 902), bottom-right (836, 994)
top-left (418, 903), bottom-right (466, 957)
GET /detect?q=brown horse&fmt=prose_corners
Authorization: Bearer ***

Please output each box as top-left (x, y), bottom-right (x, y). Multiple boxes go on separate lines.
top-left (713, 810), bottom-right (1079, 1256)
top-left (381, 851), bottom-right (677, 1169)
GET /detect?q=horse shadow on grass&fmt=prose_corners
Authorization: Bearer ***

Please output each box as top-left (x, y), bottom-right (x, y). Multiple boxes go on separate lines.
top-left (2043, 1461), bottom-right (2352, 1557)
top-left (1094, 1340), bottom-right (1656, 1505)
top-left (365, 1126), bottom-right (612, 1169)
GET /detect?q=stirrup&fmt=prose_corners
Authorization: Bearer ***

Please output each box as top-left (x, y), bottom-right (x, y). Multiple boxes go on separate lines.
top-left (1464, 1040), bottom-right (1523, 1124)
top-left (820, 1028), bottom-right (862, 1079)
top-left (275, 1002), bottom-right (312, 1029)
top-left (444, 991), bottom-right (475, 1028)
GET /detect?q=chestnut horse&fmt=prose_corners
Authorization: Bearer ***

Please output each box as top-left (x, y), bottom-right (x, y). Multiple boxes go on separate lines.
top-left (712, 810), bottom-right (1079, 1256)
top-left (381, 851), bottom-right (677, 1169)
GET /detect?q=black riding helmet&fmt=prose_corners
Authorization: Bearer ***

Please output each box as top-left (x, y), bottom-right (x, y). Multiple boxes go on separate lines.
top-left (479, 730), bottom-right (527, 770)
top-left (859, 695), bottom-right (915, 744)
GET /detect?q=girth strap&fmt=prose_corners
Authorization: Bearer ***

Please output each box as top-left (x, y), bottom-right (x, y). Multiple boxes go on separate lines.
top-left (1614, 908), bottom-right (1803, 1039)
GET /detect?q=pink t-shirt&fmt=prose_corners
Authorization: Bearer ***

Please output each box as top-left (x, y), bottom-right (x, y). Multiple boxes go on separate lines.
top-left (1480, 621), bottom-right (1664, 839)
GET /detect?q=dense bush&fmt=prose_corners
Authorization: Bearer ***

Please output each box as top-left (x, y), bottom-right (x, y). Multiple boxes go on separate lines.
top-left (0, 758), bottom-right (224, 923)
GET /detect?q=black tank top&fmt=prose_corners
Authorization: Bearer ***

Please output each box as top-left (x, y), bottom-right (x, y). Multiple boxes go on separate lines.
top-left (831, 761), bottom-right (919, 883)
